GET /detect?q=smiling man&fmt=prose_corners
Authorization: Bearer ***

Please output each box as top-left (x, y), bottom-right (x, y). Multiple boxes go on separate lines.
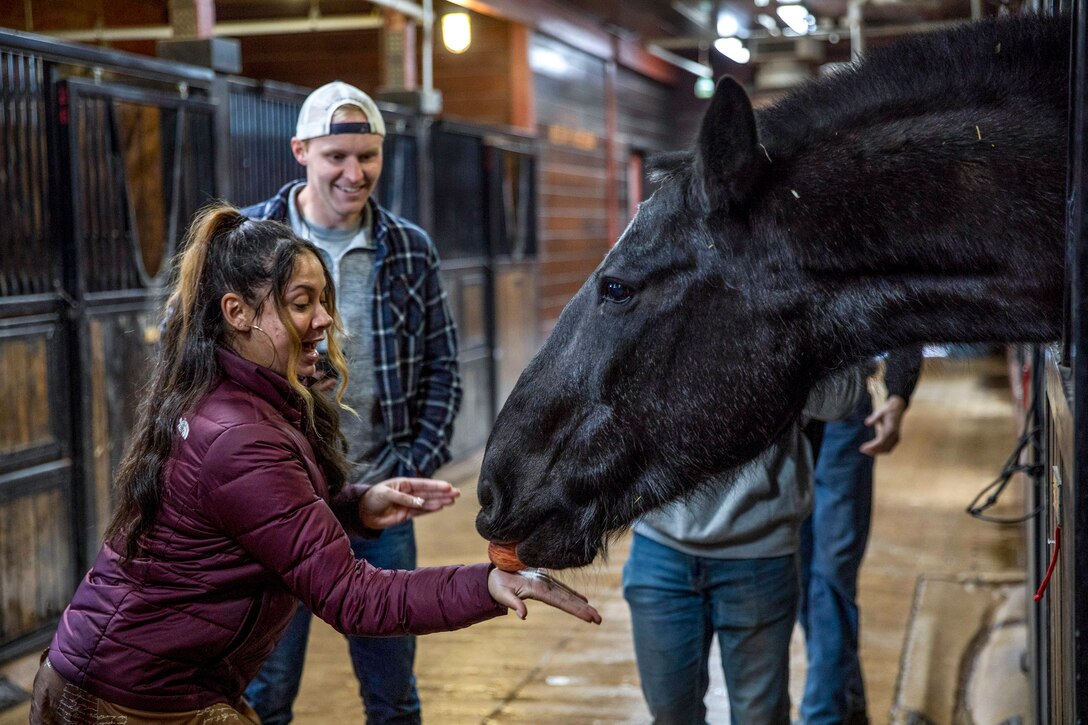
top-left (240, 81), bottom-right (462, 725)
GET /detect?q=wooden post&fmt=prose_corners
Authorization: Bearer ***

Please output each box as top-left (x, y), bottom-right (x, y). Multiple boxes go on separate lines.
top-left (508, 23), bottom-right (535, 132)
top-left (382, 8), bottom-right (418, 92)
top-left (167, 0), bottom-right (215, 39)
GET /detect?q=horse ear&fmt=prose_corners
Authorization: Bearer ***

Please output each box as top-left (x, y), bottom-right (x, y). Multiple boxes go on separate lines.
top-left (696, 77), bottom-right (763, 213)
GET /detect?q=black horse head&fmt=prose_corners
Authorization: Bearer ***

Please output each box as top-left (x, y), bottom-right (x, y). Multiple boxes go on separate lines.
top-left (476, 15), bottom-right (1068, 569)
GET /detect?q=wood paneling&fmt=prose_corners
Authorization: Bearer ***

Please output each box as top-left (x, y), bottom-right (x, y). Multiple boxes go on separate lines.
top-left (115, 101), bottom-right (168, 280)
top-left (508, 24), bottom-right (534, 131)
top-left (0, 485), bottom-right (71, 643)
top-left (531, 30), bottom-right (610, 335)
top-left (89, 318), bottom-right (112, 548)
top-left (236, 30), bottom-right (383, 92)
top-left (81, 310), bottom-right (162, 551)
top-left (2, 1), bottom-right (166, 32)
top-left (0, 337), bottom-right (53, 457)
top-left (615, 67), bottom-right (676, 153)
top-left (432, 6), bottom-right (512, 126)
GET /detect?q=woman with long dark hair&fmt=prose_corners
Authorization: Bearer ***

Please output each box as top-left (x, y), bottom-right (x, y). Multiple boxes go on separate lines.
top-left (30, 205), bottom-right (599, 723)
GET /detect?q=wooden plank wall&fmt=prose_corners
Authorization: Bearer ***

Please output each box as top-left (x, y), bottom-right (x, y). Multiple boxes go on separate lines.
top-left (530, 33), bottom-right (609, 330)
top-left (0, 44), bottom-right (77, 653)
top-left (432, 8), bottom-right (513, 127)
top-left (236, 30), bottom-right (383, 96)
top-left (0, 329), bottom-right (74, 649)
top-left (0, 1), bottom-right (164, 57)
top-left (612, 66), bottom-right (686, 243)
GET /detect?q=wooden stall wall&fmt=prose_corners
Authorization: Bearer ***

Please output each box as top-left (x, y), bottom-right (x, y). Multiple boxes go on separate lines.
top-left (530, 33), bottom-right (609, 333)
top-left (63, 80), bottom-right (218, 559)
top-left (0, 31), bottom-right (218, 658)
top-left (0, 0), bottom-right (165, 57)
top-left (613, 66), bottom-right (685, 234)
top-left (233, 29), bottom-right (383, 94)
top-left (0, 49), bottom-right (74, 659)
top-left (431, 5), bottom-right (514, 127)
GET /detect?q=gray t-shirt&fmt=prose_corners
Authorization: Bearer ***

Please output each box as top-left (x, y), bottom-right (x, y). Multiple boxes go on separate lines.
top-left (634, 368), bottom-right (866, 559)
top-left (288, 186), bottom-right (395, 484)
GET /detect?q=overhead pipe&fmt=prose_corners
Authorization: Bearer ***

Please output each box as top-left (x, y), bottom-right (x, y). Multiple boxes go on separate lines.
top-left (645, 43), bottom-right (712, 78)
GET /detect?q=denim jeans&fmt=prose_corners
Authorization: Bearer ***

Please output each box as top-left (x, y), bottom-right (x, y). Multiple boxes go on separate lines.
top-left (623, 534), bottom-right (798, 725)
top-left (245, 521), bottom-right (420, 725)
top-left (798, 396), bottom-right (874, 725)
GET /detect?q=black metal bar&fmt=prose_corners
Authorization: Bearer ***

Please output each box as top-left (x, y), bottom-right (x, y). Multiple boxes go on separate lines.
top-left (1028, 345), bottom-right (1048, 724)
top-left (1069, 0), bottom-right (1088, 716)
top-left (0, 28), bottom-right (214, 87)
top-left (1, 51), bottom-right (12, 298)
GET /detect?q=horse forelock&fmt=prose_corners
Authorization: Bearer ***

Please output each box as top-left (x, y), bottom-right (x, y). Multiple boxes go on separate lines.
top-left (645, 150), bottom-right (692, 184)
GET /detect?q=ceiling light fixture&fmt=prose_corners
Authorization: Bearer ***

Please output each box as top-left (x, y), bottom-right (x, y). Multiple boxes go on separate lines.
top-left (776, 5), bottom-right (812, 34)
top-left (756, 13), bottom-right (779, 31)
top-left (716, 13), bottom-right (740, 37)
top-left (442, 12), bottom-right (471, 54)
top-left (714, 37), bottom-right (751, 64)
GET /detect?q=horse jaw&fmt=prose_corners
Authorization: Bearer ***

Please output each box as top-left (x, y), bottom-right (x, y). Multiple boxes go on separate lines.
top-left (475, 208), bottom-right (814, 568)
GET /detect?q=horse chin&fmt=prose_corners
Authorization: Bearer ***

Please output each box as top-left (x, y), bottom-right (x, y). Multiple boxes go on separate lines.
top-left (514, 523), bottom-right (603, 570)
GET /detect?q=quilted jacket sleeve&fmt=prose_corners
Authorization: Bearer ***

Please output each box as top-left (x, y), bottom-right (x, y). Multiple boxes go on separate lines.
top-left (202, 424), bottom-right (505, 636)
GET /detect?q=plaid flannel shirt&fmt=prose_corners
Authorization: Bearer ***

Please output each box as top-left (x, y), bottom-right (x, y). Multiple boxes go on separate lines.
top-left (242, 181), bottom-right (462, 477)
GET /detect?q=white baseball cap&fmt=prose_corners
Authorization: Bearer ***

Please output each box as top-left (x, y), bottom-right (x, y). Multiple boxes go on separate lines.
top-left (295, 81), bottom-right (386, 141)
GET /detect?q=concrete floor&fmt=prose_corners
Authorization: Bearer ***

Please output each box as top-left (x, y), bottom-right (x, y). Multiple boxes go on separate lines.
top-left (0, 354), bottom-right (1030, 723)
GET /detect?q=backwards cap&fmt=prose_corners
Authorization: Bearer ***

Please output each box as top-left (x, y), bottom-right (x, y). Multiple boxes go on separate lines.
top-left (295, 81), bottom-right (386, 140)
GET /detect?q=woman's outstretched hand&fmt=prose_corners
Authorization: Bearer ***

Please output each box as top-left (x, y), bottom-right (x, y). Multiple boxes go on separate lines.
top-left (488, 568), bottom-right (602, 624)
top-left (359, 477), bottom-right (460, 529)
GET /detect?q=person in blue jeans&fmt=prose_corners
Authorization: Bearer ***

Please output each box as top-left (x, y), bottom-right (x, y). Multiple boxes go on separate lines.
top-left (242, 81), bottom-right (462, 724)
top-left (624, 370), bottom-right (865, 725)
top-left (798, 347), bottom-right (922, 725)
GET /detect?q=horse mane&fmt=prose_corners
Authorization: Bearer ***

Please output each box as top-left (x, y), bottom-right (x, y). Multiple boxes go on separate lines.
top-left (646, 150), bottom-right (694, 184)
top-left (758, 14), bottom-right (1070, 155)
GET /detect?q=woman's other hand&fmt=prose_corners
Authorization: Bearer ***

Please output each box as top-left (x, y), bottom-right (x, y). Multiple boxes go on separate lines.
top-left (487, 568), bottom-right (602, 624)
top-left (359, 477), bottom-right (460, 529)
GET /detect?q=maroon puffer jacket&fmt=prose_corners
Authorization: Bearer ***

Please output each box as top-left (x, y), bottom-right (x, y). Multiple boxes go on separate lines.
top-left (48, 348), bottom-right (503, 712)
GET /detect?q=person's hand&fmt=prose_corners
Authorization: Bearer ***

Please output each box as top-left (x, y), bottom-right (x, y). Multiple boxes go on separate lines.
top-left (860, 395), bottom-right (908, 456)
top-left (487, 568), bottom-right (602, 624)
top-left (359, 477), bottom-right (460, 529)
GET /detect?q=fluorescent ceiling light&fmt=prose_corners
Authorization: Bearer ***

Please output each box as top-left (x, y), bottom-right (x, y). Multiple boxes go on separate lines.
top-left (716, 13), bottom-right (740, 37)
top-left (776, 5), bottom-right (812, 34)
top-left (757, 13), bottom-right (778, 30)
top-left (714, 37), bottom-right (751, 64)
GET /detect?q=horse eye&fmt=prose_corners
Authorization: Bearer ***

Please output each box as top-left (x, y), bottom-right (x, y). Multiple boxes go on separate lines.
top-left (601, 278), bottom-right (633, 304)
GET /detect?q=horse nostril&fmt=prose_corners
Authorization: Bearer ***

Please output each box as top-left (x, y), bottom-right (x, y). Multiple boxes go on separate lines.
top-left (475, 478), bottom-right (502, 540)
top-left (477, 478), bottom-right (495, 509)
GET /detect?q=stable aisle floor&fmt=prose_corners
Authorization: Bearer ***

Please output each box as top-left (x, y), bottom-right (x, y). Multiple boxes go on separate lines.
top-left (0, 355), bottom-right (1028, 724)
top-left (289, 354), bottom-right (1028, 724)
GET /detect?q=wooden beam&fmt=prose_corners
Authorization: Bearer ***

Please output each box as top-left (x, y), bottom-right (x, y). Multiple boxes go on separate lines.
top-left (168, 0), bottom-right (215, 39)
top-left (508, 23), bottom-right (535, 131)
top-left (445, 0), bottom-right (678, 83)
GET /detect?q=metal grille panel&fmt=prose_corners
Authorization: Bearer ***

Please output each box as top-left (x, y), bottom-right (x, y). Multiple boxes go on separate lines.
top-left (228, 87), bottom-right (302, 208)
top-left (0, 51), bottom-right (51, 297)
